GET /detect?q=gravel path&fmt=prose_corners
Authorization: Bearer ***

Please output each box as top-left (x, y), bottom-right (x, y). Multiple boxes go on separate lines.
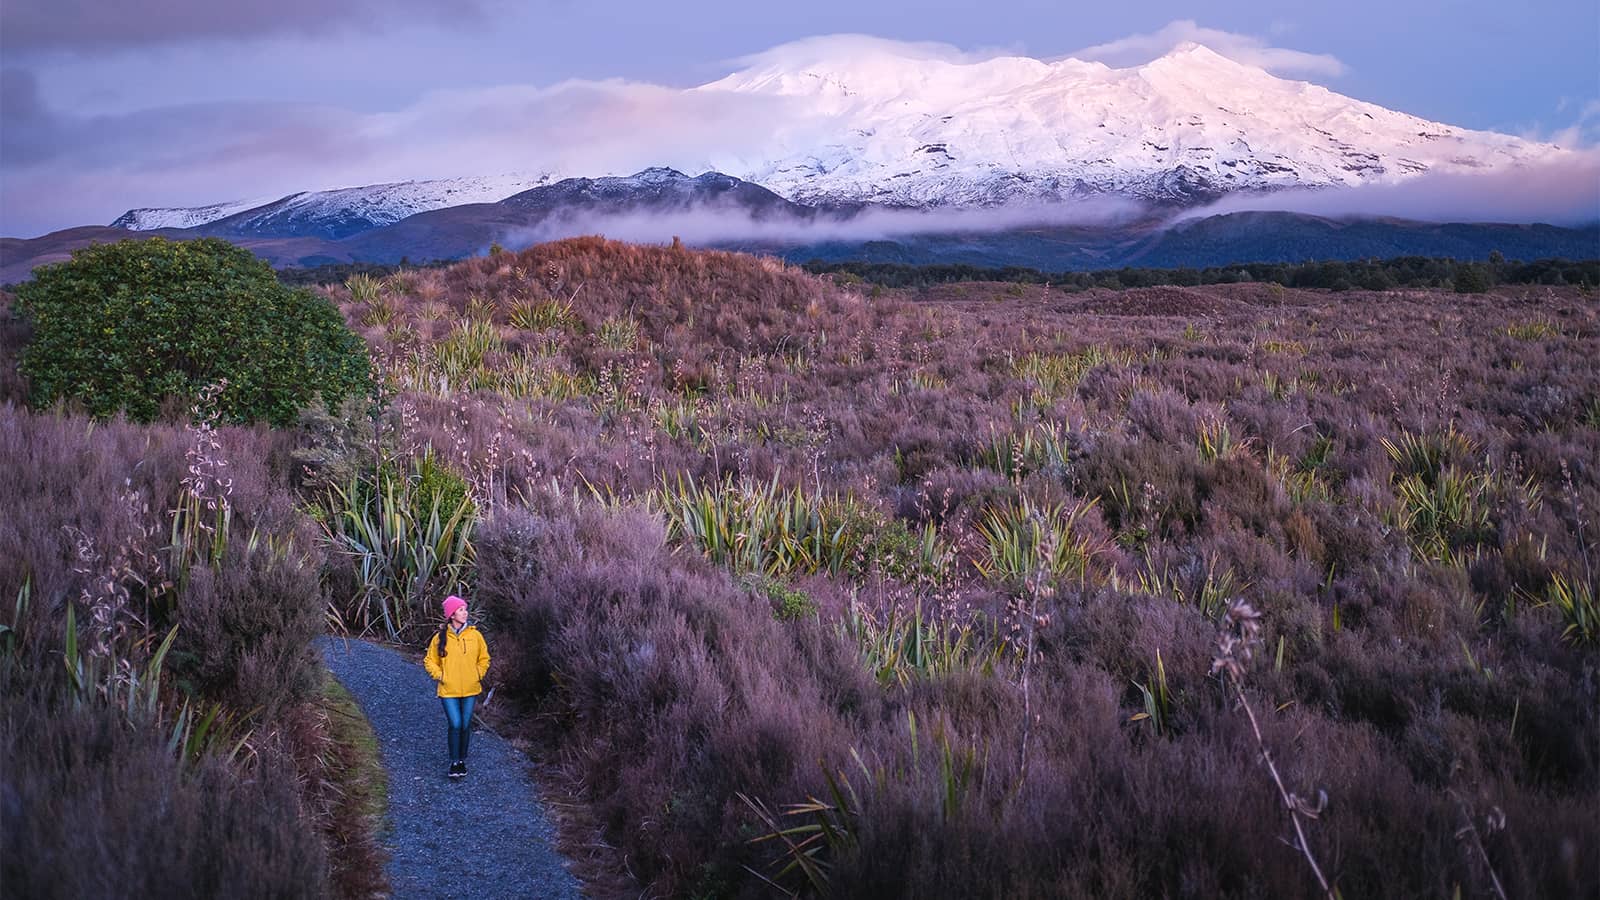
top-left (318, 636), bottom-right (583, 900)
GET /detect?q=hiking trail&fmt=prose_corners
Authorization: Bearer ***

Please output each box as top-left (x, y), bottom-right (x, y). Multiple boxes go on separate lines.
top-left (319, 636), bottom-right (582, 900)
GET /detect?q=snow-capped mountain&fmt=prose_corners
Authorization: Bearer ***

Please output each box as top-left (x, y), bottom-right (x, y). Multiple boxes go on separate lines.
top-left (114, 173), bottom-right (556, 238)
top-left (109, 42), bottom-right (1568, 236)
top-left (111, 197), bottom-right (281, 231)
top-left (502, 168), bottom-right (807, 219)
top-left (695, 40), bottom-right (1558, 207)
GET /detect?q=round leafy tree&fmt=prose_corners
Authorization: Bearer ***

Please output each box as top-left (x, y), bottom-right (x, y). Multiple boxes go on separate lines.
top-left (13, 237), bottom-right (370, 425)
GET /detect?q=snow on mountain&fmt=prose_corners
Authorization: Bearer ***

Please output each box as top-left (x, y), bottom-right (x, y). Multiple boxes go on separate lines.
top-left (502, 167), bottom-right (804, 218)
top-left (113, 173), bottom-right (557, 237)
top-left (111, 197), bottom-right (280, 231)
top-left (108, 42), bottom-right (1570, 236)
top-left (695, 40), bottom-right (1561, 208)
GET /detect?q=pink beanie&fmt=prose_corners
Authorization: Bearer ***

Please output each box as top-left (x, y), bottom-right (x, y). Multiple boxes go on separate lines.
top-left (442, 595), bottom-right (467, 619)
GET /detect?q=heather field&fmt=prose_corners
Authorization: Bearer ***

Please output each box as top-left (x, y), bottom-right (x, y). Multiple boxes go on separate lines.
top-left (3, 237), bottom-right (1598, 898)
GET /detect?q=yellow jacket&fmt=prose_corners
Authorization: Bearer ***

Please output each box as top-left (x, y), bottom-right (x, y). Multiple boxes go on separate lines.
top-left (423, 625), bottom-right (490, 698)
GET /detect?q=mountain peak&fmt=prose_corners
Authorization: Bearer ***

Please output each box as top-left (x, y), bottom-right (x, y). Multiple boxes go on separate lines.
top-left (633, 166), bottom-right (689, 183)
top-left (1141, 41), bottom-right (1255, 73)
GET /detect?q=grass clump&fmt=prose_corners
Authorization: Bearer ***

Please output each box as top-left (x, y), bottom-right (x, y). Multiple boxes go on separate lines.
top-left (1011, 347), bottom-right (1136, 404)
top-left (653, 474), bottom-right (945, 582)
top-left (1504, 317), bottom-right (1560, 340)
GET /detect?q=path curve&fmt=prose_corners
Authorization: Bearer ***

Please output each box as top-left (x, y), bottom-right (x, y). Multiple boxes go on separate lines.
top-left (319, 636), bottom-right (582, 900)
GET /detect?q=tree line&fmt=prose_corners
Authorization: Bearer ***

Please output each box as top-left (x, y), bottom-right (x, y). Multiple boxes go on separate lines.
top-left (804, 253), bottom-right (1600, 293)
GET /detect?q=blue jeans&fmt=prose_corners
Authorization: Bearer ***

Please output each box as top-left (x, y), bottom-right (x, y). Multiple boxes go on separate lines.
top-left (441, 694), bottom-right (478, 763)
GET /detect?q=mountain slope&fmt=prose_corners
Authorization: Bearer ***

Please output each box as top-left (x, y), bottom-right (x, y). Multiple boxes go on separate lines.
top-left (502, 168), bottom-right (809, 219)
top-left (111, 198), bottom-right (281, 231)
top-left (327, 168), bottom-right (812, 263)
top-left (696, 40), bottom-right (1560, 208)
top-left (115, 174), bottom-right (556, 239)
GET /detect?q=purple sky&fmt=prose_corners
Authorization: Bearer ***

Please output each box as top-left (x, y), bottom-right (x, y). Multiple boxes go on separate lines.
top-left (2, 1), bottom-right (1597, 237)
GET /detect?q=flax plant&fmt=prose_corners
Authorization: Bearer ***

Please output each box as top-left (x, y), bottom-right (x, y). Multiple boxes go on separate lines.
top-left (359, 295), bottom-right (402, 328)
top-left (61, 604), bottom-right (255, 765)
top-left (974, 497), bottom-right (1102, 587)
top-left (345, 273), bottom-right (382, 304)
top-left (1545, 574), bottom-right (1598, 647)
top-left (1011, 346), bottom-right (1141, 404)
top-left (742, 711), bottom-right (988, 897)
top-left (317, 453), bottom-right (477, 639)
top-left (1122, 556), bottom-right (1247, 620)
top-left (840, 600), bottom-right (1007, 687)
top-left (170, 382), bottom-right (233, 582)
top-left (975, 422), bottom-right (1073, 481)
top-left (508, 296), bottom-right (576, 331)
top-left (653, 474), bottom-right (942, 581)
top-left (1129, 648), bottom-right (1172, 736)
top-left (597, 314), bottom-right (640, 351)
top-left (1197, 414), bottom-right (1244, 462)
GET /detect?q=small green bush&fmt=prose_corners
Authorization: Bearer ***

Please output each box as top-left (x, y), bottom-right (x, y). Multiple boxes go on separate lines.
top-left (760, 579), bottom-right (817, 621)
top-left (13, 237), bottom-right (370, 425)
top-left (1453, 264), bottom-right (1491, 294)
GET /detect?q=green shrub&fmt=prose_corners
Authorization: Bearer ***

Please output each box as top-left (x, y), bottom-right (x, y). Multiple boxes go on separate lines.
top-left (13, 237), bottom-right (370, 425)
top-left (758, 578), bottom-right (817, 621)
top-left (1453, 264), bottom-right (1491, 294)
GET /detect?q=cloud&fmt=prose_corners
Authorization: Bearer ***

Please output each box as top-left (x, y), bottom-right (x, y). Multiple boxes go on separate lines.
top-left (499, 194), bottom-right (1146, 251)
top-left (1542, 99), bottom-right (1600, 150)
top-left (1, 0), bottom-right (492, 55)
top-left (724, 33), bottom-right (1001, 71)
top-left (1067, 20), bottom-right (1347, 78)
top-left (1175, 152), bottom-right (1600, 226)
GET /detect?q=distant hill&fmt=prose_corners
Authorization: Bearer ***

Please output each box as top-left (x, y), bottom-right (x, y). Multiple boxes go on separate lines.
top-left (779, 213), bottom-right (1600, 270)
top-left (6, 204), bottom-right (1596, 286)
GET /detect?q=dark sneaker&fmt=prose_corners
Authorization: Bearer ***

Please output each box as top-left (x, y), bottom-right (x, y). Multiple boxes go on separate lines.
top-left (449, 761), bottom-right (463, 779)
top-left (458, 761), bottom-right (468, 778)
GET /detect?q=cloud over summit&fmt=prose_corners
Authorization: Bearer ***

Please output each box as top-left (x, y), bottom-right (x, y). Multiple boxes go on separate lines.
top-left (1067, 20), bottom-right (1347, 78)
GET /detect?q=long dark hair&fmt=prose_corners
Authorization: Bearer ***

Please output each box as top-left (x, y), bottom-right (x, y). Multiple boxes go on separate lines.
top-left (435, 619), bottom-right (451, 659)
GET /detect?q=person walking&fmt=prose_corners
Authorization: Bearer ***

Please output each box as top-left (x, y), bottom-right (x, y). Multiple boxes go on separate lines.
top-left (424, 595), bottom-right (491, 779)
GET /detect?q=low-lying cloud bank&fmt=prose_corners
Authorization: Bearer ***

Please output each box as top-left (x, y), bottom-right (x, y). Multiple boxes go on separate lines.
top-left (1176, 153), bottom-right (1600, 227)
top-left (500, 156), bottom-right (1600, 252)
top-left (500, 194), bottom-right (1149, 250)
